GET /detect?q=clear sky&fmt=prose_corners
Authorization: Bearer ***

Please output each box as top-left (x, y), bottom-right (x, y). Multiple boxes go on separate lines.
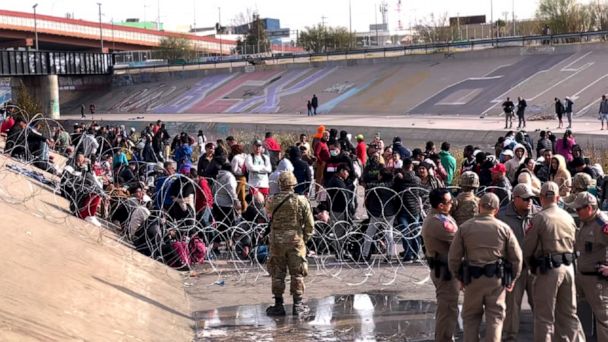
top-left (1, 0), bottom-right (564, 33)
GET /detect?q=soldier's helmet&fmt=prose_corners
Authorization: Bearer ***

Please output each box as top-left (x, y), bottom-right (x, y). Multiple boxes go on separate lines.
top-left (279, 171), bottom-right (297, 190)
top-left (460, 171), bottom-right (480, 189)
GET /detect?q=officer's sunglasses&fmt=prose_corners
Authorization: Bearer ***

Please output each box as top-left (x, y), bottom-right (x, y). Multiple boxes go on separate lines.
top-left (517, 196), bottom-right (531, 202)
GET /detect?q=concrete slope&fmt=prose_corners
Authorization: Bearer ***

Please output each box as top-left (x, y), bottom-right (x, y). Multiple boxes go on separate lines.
top-left (60, 43), bottom-right (608, 117)
top-left (0, 155), bottom-right (192, 341)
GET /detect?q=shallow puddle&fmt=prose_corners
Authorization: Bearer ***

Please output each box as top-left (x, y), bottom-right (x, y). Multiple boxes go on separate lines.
top-left (194, 292), bottom-right (436, 341)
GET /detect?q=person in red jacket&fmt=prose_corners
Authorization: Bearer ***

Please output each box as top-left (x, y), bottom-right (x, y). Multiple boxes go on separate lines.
top-left (263, 132), bottom-right (281, 169)
top-left (190, 168), bottom-right (214, 227)
top-left (314, 130), bottom-right (330, 187)
top-left (0, 113), bottom-right (15, 134)
top-left (355, 134), bottom-right (367, 167)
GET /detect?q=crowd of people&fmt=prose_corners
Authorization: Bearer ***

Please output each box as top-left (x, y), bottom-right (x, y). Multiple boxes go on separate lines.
top-left (3, 110), bottom-right (608, 339)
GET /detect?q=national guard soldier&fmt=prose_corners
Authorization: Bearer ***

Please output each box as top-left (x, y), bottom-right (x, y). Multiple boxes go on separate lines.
top-left (265, 171), bottom-right (315, 317)
top-left (448, 193), bottom-right (522, 342)
top-left (452, 171), bottom-right (480, 225)
top-left (524, 181), bottom-right (586, 341)
top-left (497, 184), bottom-right (540, 341)
top-left (421, 188), bottom-right (460, 341)
top-left (573, 192), bottom-right (608, 341)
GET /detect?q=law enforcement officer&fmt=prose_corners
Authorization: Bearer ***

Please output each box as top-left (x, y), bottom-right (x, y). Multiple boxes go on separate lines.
top-left (497, 184), bottom-right (540, 341)
top-left (421, 188), bottom-right (460, 341)
top-left (452, 171), bottom-right (480, 225)
top-left (449, 193), bottom-right (522, 342)
top-left (573, 192), bottom-right (608, 341)
top-left (265, 171), bottom-right (315, 317)
top-left (524, 181), bottom-right (586, 341)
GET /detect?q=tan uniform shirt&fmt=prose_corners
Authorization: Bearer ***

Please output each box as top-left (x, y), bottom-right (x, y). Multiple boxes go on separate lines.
top-left (524, 203), bottom-right (577, 261)
top-left (421, 209), bottom-right (458, 260)
top-left (576, 210), bottom-right (608, 274)
top-left (448, 214), bottom-right (523, 280)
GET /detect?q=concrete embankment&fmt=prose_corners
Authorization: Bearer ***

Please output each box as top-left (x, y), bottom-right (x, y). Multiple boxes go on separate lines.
top-left (0, 153), bottom-right (193, 341)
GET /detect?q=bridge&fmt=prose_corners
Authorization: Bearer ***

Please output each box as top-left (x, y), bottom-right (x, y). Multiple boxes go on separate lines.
top-left (0, 9), bottom-right (234, 54)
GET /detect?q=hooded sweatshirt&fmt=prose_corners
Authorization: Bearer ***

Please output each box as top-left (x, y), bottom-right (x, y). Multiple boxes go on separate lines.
top-left (505, 144), bottom-right (527, 183)
top-left (550, 154), bottom-right (572, 197)
top-left (269, 159), bottom-right (294, 196)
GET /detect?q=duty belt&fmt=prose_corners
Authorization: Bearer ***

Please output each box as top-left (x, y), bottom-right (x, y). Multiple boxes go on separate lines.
top-left (427, 254), bottom-right (452, 281)
top-left (531, 252), bottom-right (577, 275)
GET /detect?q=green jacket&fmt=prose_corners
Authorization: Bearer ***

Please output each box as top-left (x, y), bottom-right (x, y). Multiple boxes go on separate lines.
top-left (439, 150), bottom-right (456, 186)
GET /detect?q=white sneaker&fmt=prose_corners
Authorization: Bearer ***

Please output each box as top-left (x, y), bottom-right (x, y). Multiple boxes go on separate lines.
top-left (85, 216), bottom-right (102, 227)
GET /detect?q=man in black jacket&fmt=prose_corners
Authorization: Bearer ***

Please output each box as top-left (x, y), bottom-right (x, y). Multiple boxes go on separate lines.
top-left (323, 143), bottom-right (355, 187)
top-left (394, 163), bottom-right (423, 262)
top-left (287, 146), bottom-right (312, 195)
top-left (392, 136), bottom-right (412, 160)
top-left (516, 97), bottom-right (527, 129)
top-left (503, 97), bottom-right (515, 129)
top-left (326, 164), bottom-right (355, 258)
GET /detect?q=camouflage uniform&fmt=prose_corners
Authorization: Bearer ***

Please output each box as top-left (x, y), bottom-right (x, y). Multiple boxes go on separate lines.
top-left (452, 171), bottom-right (480, 225)
top-left (266, 172), bottom-right (315, 316)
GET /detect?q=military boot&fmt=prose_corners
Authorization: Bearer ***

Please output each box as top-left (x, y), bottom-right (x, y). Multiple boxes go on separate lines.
top-left (266, 296), bottom-right (286, 316)
top-left (292, 295), bottom-right (310, 317)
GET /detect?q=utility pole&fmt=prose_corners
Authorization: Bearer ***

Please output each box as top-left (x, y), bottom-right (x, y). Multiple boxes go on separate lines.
top-left (218, 7), bottom-right (223, 58)
top-left (193, 0), bottom-right (196, 29)
top-left (349, 0), bottom-right (353, 48)
top-left (490, 0), bottom-right (494, 39)
top-left (32, 3), bottom-right (39, 50)
top-left (457, 13), bottom-right (461, 41)
top-left (97, 3), bottom-right (103, 52)
top-left (512, 0), bottom-right (516, 36)
top-left (375, 4), bottom-right (379, 46)
top-left (321, 15), bottom-right (327, 51)
top-left (156, 0), bottom-right (160, 30)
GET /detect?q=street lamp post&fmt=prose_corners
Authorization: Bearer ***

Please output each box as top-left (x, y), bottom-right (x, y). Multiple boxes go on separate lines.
top-left (218, 7), bottom-right (223, 59)
top-left (349, 0), bottom-right (352, 48)
top-left (32, 3), bottom-right (39, 50)
top-left (97, 3), bottom-right (103, 52)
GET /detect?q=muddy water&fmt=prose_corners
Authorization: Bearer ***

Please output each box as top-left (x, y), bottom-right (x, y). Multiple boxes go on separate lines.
top-left (194, 292), bottom-right (436, 341)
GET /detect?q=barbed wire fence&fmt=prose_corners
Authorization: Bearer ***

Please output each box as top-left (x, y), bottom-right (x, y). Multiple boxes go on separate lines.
top-left (0, 107), bottom-right (519, 289)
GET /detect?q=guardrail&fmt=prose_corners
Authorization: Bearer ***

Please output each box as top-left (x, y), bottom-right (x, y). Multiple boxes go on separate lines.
top-left (0, 50), bottom-right (114, 76)
top-left (114, 30), bottom-right (608, 73)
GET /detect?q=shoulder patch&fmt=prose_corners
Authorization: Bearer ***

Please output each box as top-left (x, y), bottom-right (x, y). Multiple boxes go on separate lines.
top-left (435, 214), bottom-right (457, 233)
top-left (595, 214), bottom-right (608, 235)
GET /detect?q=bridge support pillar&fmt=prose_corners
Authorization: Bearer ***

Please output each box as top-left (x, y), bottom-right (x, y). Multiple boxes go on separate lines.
top-left (11, 75), bottom-right (60, 120)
